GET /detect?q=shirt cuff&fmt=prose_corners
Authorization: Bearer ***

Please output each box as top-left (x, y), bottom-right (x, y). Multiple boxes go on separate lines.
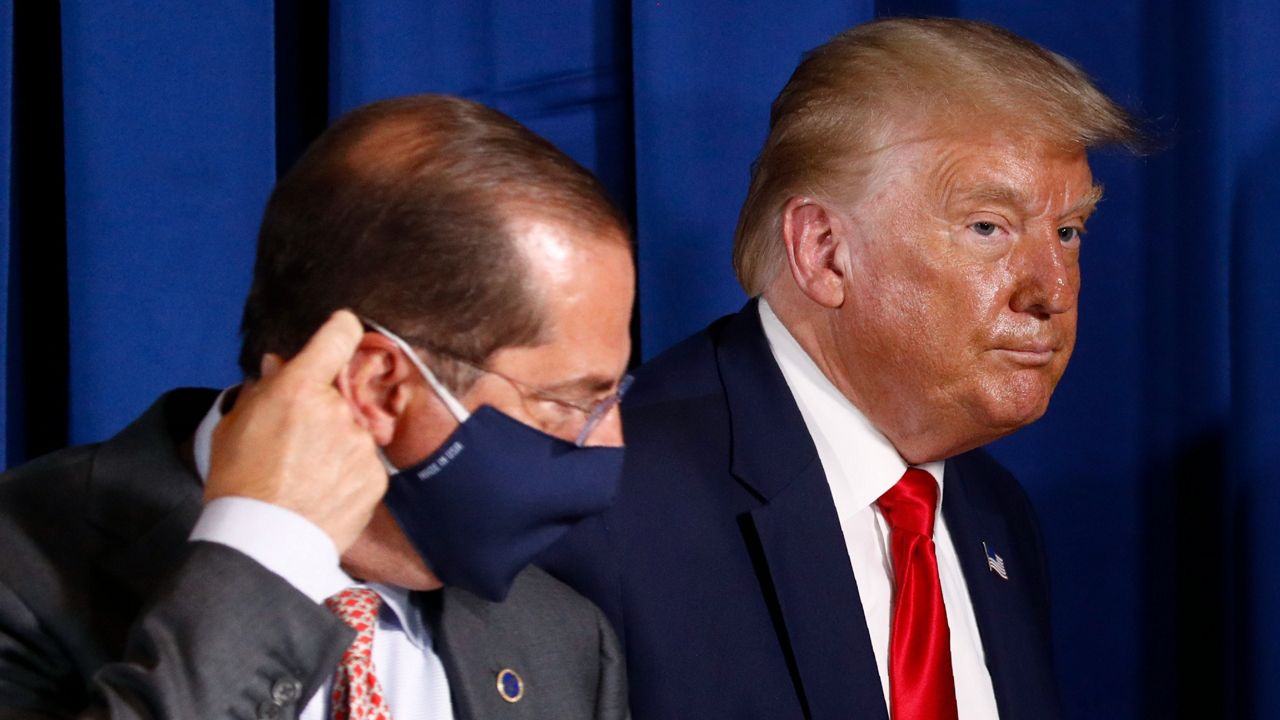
top-left (190, 497), bottom-right (351, 604)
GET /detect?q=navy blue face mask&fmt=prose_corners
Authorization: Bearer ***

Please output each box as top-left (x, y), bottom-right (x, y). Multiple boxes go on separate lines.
top-left (367, 321), bottom-right (625, 603)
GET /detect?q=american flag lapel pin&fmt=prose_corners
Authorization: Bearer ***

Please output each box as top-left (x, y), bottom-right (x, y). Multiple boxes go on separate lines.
top-left (983, 541), bottom-right (1009, 581)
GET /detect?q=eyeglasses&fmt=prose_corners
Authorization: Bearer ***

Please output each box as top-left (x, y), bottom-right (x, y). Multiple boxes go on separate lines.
top-left (361, 317), bottom-right (631, 446)
top-left (451, 357), bottom-right (634, 447)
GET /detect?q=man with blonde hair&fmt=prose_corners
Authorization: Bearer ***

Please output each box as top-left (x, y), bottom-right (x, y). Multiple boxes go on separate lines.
top-left (543, 17), bottom-right (1141, 719)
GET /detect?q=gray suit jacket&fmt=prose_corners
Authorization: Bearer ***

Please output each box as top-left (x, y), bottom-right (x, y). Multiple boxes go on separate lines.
top-left (0, 389), bottom-right (628, 720)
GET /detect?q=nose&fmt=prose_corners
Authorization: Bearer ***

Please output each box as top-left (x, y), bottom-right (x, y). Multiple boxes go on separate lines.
top-left (582, 404), bottom-right (625, 448)
top-left (1009, 231), bottom-right (1077, 318)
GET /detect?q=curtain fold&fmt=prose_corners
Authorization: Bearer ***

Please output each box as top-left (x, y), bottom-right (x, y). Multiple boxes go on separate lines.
top-left (631, 0), bottom-right (871, 355)
top-left (1, 0), bottom-right (12, 469)
top-left (59, 2), bottom-right (276, 444)
top-left (1226, 2), bottom-right (1280, 715)
top-left (1, 2), bottom-right (1276, 718)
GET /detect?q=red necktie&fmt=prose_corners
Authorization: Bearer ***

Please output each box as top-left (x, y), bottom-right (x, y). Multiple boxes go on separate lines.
top-left (877, 468), bottom-right (959, 720)
top-left (324, 587), bottom-right (393, 720)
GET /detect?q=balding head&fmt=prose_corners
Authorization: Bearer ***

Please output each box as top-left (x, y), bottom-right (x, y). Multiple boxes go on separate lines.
top-left (239, 95), bottom-right (629, 389)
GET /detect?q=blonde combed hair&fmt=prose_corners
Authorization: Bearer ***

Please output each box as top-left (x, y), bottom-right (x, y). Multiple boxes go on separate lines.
top-left (733, 17), bottom-right (1143, 295)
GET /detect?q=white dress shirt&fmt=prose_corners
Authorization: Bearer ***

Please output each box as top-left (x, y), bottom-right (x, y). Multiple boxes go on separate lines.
top-left (758, 300), bottom-right (1001, 719)
top-left (188, 390), bottom-right (455, 720)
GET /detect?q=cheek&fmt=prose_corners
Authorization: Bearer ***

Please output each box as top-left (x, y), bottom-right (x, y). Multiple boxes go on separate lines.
top-left (960, 262), bottom-right (1019, 324)
top-left (842, 223), bottom-right (1005, 378)
top-left (841, 268), bottom-right (971, 404)
top-left (899, 261), bottom-right (1009, 361)
top-left (846, 262), bottom-right (937, 354)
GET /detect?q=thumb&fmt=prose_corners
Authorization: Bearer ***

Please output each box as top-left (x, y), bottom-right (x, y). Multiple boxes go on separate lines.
top-left (280, 309), bottom-right (365, 387)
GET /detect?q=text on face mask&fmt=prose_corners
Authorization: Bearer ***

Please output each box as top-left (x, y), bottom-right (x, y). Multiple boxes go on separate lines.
top-left (417, 441), bottom-right (465, 480)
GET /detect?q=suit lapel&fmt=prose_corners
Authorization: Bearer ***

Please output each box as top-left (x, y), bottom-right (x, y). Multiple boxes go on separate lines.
top-left (424, 588), bottom-right (489, 719)
top-left (85, 389), bottom-right (219, 602)
top-left (942, 455), bottom-right (1054, 720)
top-left (428, 583), bottom-right (562, 720)
top-left (718, 302), bottom-right (889, 720)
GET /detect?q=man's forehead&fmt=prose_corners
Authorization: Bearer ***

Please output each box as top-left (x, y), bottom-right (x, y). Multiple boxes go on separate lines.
top-left (906, 131), bottom-right (1096, 211)
top-left (845, 118), bottom-right (1088, 187)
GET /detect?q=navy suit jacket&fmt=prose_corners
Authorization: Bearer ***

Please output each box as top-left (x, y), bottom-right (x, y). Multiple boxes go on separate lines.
top-left (541, 301), bottom-right (1062, 719)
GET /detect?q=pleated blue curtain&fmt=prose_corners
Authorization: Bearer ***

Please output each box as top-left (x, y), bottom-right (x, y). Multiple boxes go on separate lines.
top-left (1222, 2), bottom-right (1280, 714)
top-left (631, 1), bottom-right (870, 352)
top-left (59, 3), bottom-right (275, 444)
top-left (2, 2), bottom-right (1278, 718)
top-left (328, 1), bottom-right (634, 216)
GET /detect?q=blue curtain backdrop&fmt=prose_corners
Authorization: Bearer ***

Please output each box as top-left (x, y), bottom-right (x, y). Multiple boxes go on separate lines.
top-left (2, 1), bottom-right (1277, 718)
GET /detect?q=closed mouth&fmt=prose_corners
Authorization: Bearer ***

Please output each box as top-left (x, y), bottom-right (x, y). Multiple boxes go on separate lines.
top-left (991, 345), bottom-right (1056, 366)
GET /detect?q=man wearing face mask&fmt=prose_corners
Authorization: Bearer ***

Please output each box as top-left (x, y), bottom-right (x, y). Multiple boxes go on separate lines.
top-left (0, 94), bottom-right (634, 719)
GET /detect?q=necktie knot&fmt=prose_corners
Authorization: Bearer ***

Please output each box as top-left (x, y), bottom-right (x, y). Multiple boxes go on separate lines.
top-left (324, 587), bottom-right (392, 720)
top-left (877, 467), bottom-right (939, 539)
top-left (325, 587), bottom-right (382, 638)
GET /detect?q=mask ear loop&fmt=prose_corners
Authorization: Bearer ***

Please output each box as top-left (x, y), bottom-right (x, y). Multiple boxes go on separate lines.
top-left (360, 317), bottom-right (472, 424)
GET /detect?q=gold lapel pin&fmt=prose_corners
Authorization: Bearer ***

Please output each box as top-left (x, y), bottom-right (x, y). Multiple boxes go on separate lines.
top-left (496, 668), bottom-right (525, 703)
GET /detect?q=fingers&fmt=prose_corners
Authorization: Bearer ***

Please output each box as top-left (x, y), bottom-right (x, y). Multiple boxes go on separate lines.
top-left (279, 310), bottom-right (364, 386)
top-left (206, 309), bottom-right (386, 552)
top-left (334, 363), bottom-right (372, 431)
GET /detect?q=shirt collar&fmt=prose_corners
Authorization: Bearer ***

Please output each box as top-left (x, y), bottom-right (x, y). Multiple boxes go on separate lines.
top-left (191, 389), bottom-right (436, 651)
top-left (366, 582), bottom-right (435, 652)
top-left (757, 299), bottom-right (945, 511)
top-left (191, 387), bottom-right (233, 483)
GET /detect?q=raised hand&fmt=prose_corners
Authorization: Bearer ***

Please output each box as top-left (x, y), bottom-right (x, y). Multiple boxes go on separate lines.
top-left (205, 310), bottom-right (387, 553)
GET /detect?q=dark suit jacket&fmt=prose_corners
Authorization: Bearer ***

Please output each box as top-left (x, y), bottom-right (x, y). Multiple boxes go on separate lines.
top-left (541, 301), bottom-right (1061, 720)
top-left (0, 388), bottom-right (628, 720)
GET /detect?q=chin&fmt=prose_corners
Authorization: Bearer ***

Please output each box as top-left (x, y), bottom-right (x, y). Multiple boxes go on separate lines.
top-left (340, 548), bottom-right (445, 591)
top-left (340, 515), bottom-right (445, 591)
top-left (396, 570), bottom-right (446, 592)
top-left (976, 375), bottom-right (1056, 434)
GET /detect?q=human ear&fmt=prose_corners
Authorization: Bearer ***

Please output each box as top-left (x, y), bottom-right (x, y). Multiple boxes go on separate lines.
top-left (337, 333), bottom-right (416, 447)
top-left (781, 196), bottom-right (845, 308)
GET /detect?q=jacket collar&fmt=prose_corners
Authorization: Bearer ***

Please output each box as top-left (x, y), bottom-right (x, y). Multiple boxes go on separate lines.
top-left (942, 453), bottom-right (1063, 720)
top-left (716, 300), bottom-right (890, 719)
top-left (717, 298), bottom-right (823, 501)
top-left (85, 388), bottom-right (219, 599)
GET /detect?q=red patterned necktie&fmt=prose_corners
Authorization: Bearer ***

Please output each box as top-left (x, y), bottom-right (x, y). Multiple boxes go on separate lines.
top-left (877, 468), bottom-right (959, 720)
top-left (324, 587), bottom-right (393, 720)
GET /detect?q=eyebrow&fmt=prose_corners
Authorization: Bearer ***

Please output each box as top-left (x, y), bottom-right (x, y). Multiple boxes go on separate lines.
top-left (955, 183), bottom-right (1105, 220)
top-left (958, 184), bottom-right (1029, 208)
top-left (1063, 184), bottom-right (1105, 219)
top-left (534, 373), bottom-right (625, 398)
